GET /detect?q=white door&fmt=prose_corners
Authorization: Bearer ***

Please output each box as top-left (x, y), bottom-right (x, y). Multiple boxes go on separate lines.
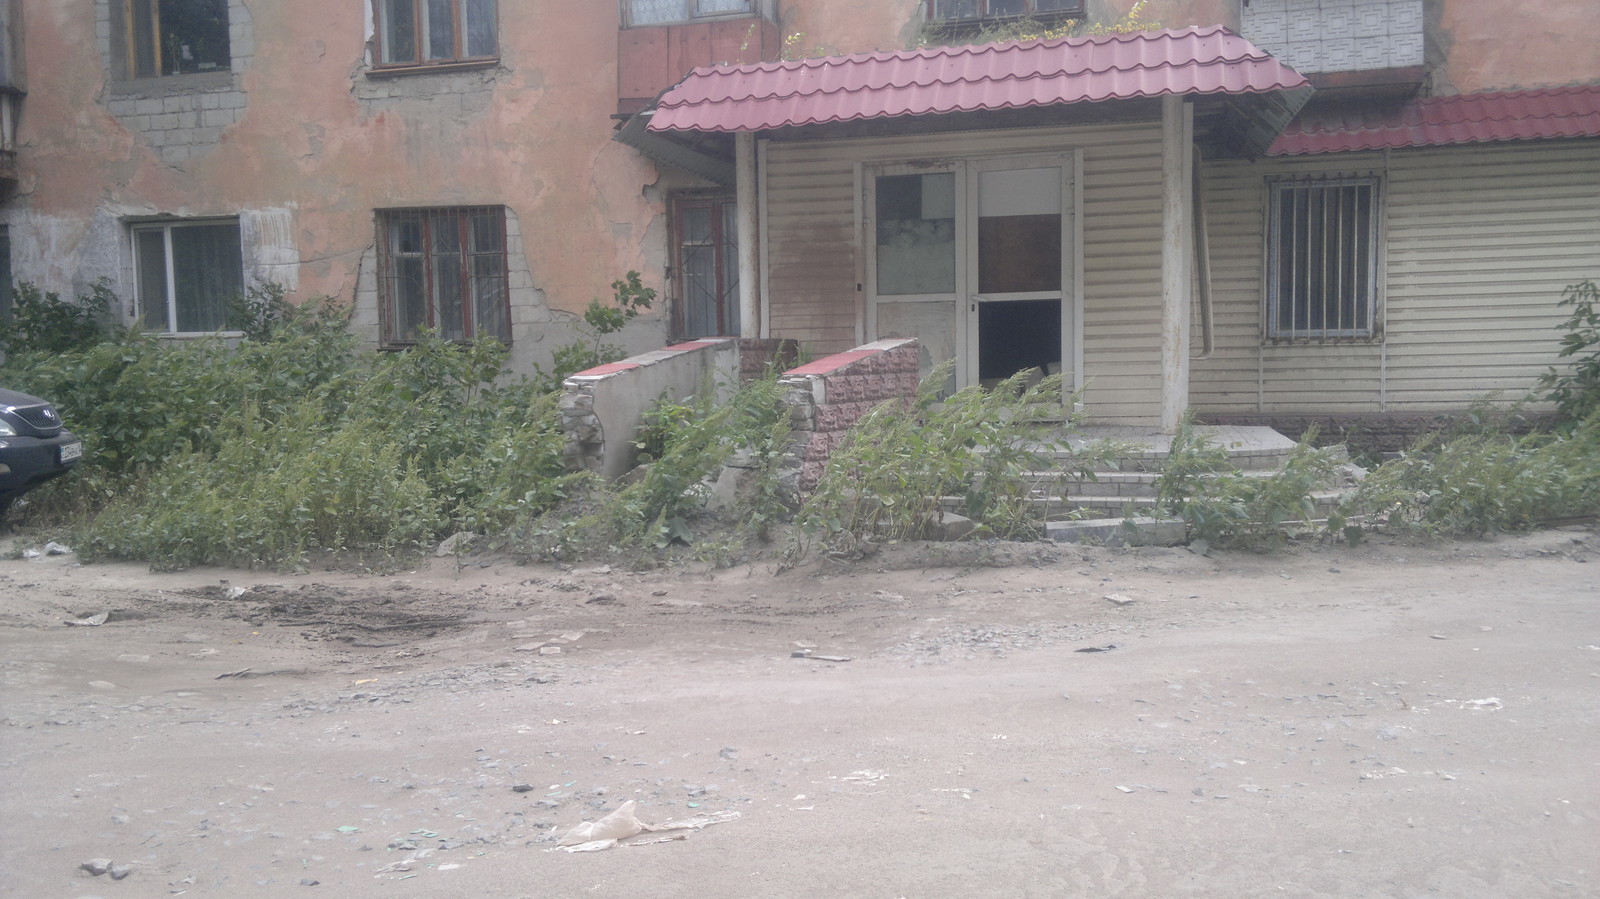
top-left (868, 154), bottom-right (1076, 398)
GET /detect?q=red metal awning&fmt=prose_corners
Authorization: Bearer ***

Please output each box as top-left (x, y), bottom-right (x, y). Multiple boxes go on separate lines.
top-left (1268, 85), bottom-right (1600, 156)
top-left (647, 26), bottom-right (1308, 133)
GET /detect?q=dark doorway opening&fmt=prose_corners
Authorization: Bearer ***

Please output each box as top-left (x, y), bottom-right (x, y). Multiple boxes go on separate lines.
top-left (978, 298), bottom-right (1060, 382)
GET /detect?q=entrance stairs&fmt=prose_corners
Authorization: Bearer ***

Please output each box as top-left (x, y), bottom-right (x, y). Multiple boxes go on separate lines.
top-left (944, 425), bottom-right (1359, 545)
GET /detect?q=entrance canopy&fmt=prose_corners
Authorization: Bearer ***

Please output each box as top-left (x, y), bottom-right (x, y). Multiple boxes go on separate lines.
top-left (648, 26), bottom-right (1311, 156)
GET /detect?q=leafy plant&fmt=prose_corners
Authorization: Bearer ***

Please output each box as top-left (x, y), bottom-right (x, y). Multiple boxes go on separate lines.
top-left (1538, 279), bottom-right (1600, 431)
top-left (0, 279), bottom-right (119, 355)
top-left (1156, 419), bottom-right (1342, 550)
top-left (534, 271), bottom-right (656, 391)
top-left (530, 373), bottom-right (789, 564)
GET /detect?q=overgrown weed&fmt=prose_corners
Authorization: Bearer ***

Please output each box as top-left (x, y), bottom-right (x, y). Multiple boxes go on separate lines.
top-left (1155, 418), bottom-right (1343, 550)
top-left (1341, 414), bottom-right (1600, 537)
top-left (792, 364), bottom-right (1109, 557)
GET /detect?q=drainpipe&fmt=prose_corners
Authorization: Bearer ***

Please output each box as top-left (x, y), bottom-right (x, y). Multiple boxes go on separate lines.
top-left (736, 131), bottom-right (760, 339)
top-left (1192, 144), bottom-right (1214, 361)
top-left (1159, 94), bottom-right (1194, 433)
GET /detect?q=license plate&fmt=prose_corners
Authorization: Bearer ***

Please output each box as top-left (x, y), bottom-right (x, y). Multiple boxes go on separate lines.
top-left (59, 441), bottom-right (83, 463)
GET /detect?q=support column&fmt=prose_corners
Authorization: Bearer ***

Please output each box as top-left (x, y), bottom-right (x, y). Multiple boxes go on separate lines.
top-left (1159, 94), bottom-right (1194, 433)
top-left (735, 131), bottom-right (760, 340)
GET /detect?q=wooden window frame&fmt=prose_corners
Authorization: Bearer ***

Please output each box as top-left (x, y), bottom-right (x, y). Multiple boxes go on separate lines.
top-left (377, 206), bottom-right (512, 347)
top-left (372, 0), bottom-right (499, 71)
top-left (1264, 175), bottom-right (1382, 342)
top-left (124, 0), bottom-right (232, 79)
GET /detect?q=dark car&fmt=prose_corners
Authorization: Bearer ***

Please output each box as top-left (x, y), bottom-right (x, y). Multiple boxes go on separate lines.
top-left (0, 388), bottom-right (83, 518)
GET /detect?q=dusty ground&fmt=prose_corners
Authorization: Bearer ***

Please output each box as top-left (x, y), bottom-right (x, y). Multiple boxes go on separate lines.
top-left (1, 529), bottom-right (1596, 898)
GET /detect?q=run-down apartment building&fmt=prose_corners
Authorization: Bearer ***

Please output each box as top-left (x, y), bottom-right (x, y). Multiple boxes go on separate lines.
top-left (2, 1), bottom-right (1597, 435)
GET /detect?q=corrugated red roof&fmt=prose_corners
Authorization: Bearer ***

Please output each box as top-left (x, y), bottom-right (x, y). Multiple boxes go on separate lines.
top-left (647, 26), bottom-right (1307, 133)
top-left (1269, 85), bottom-right (1600, 155)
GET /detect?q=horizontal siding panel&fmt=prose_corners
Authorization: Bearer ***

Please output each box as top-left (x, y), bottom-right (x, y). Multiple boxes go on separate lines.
top-left (1193, 138), bottom-right (1598, 416)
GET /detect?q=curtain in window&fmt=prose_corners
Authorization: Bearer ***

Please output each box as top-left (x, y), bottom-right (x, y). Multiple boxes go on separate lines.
top-left (170, 224), bottom-right (243, 332)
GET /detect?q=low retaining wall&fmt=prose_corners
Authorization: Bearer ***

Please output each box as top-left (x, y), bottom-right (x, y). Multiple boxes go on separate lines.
top-left (1197, 410), bottom-right (1558, 457)
top-left (561, 338), bottom-right (738, 479)
top-left (778, 338), bottom-right (920, 492)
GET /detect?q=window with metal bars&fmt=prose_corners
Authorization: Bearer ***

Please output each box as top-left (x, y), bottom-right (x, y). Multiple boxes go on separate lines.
top-left (374, 0), bottom-right (497, 68)
top-left (378, 206), bottom-right (511, 346)
top-left (672, 195), bottom-right (739, 339)
top-left (926, 0), bottom-right (1085, 23)
top-left (1265, 176), bottom-right (1380, 340)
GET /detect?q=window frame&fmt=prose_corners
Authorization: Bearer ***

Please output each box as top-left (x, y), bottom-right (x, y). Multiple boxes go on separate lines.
top-left (123, 0), bottom-right (233, 79)
top-left (130, 217), bottom-right (245, 336)
top-left (1263, 174), bottom-right (1383, 342)
top-left (623, 0), bottom-right (756, 28)
top-left (372, 0), bottom-right (499, 71)
top-left (924, 0), bottom-right (1086, 25)
top-left (377, 205), bottom-right (512, 348)
top-left (670, 193), bottom-right (740, 339)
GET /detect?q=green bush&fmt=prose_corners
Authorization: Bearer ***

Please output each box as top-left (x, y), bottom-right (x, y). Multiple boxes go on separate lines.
top-left (71, 332), bottom-right (574, 569)
top-left (0, 279), bottom-right (119, 355)
top-left (1539, 279), bottom-right (1600, 430)
top-left (1, 280), bottom-right (575, 566)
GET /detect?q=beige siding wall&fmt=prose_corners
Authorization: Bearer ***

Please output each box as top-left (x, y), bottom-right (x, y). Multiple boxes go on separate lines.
top-left (762, 121), bottom-right (1167, 424)
top-left (1194, 140), bottom-right (1600, 415)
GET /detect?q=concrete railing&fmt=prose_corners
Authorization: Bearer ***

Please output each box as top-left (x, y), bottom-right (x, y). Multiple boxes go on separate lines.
top-left (559, 338), bottom-right (799, 480)
top-left (560, 339), bottom-right (739, 479)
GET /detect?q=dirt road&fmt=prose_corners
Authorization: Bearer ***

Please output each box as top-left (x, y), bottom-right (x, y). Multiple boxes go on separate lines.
top-left (2, 529), bottom-right (1596, 898)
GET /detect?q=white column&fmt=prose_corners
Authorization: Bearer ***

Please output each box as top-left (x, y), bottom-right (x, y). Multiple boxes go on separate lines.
top-left (736, 131), bottom-right (760, 340)
top-left (1159, 94), bottom-right (1194, 433)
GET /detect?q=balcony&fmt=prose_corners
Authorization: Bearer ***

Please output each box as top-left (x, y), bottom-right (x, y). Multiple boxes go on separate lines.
top-left (618, 15), bottom-right (780, 117)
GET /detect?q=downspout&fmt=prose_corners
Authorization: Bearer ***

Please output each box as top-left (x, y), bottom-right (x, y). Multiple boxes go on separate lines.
top-left (735, 131), bottom-right (760, 339)
top-left (1191, 144), bottom-right (1214, 361)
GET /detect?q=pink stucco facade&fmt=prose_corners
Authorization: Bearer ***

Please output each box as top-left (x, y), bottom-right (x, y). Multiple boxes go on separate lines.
top-left (2, 1), bottom-right (1595, 379)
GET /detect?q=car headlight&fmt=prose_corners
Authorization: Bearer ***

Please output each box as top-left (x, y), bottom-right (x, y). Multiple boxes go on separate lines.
top-left (0, 419), bottom-right (15, 437)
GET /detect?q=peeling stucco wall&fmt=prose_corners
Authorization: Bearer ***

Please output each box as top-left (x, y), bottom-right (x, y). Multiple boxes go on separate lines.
top-left (8, 0), bottom-right (668, 375)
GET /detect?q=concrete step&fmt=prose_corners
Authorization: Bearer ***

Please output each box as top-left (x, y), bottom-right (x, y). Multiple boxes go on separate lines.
top-left (1019, 468), bottom-right (1290, 500)
top-left (1036, 424), bottom-right (1305, 472)
top-left (940, 489), bottom-right (1348, 519)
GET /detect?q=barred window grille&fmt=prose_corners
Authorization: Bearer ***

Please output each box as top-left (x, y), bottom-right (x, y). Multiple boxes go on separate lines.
top-left (1266, 176), bottom-right (1380, 340)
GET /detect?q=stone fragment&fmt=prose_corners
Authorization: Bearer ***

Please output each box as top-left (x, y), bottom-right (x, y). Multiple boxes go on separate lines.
top-left (81, 858), bottom-right (113, 875)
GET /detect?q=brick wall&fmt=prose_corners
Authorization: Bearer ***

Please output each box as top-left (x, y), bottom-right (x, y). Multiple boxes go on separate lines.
top-left (737, 338), bottom-right (801, 383)
top-left (778, 338), bottom-right (920, 493)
